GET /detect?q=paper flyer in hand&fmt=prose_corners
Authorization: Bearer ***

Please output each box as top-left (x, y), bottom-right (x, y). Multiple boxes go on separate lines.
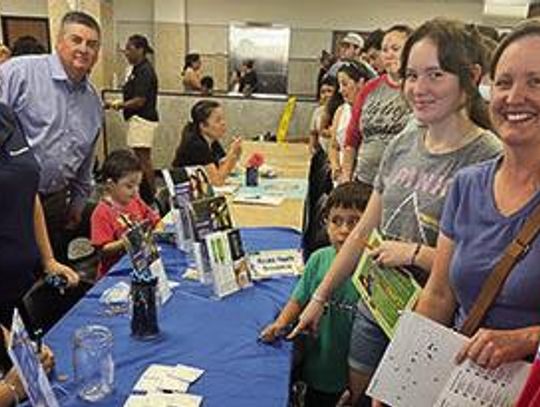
top-left (351, 229), bottom-right (422, 338)
top-left (124, 221), bottom-right (172, 304)
top-left (8, 309), bottom-right (60, 407)
top-left (367, 311), bottom-right (530, 407)
top-left (248, 249), bottom-right (304, 280)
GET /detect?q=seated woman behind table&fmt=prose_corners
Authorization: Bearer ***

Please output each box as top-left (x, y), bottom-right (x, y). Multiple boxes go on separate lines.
top-left (172, 100), bottom-right (242, 186)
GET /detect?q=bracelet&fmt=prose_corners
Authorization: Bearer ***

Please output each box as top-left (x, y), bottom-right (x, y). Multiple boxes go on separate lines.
top-left (1, 379), bottom-right (19, 406)
top-left (410, 243), bottom-right (422, 266)
top-left (312, 293), bottom-right (328, 307)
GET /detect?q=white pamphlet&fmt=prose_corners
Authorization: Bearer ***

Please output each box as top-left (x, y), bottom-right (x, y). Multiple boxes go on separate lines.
top-left (368, 311), bottom-right (530, 407)
top-left (149, 258), bottom-right (172, 304)
top-left (124, 392), bottom-right (202, 407)
top-left (204, 230), bottom-right (252, 298)
top-left (128, 363), bottom-right (205, 406)
top-left (206, 232), bottom-right (238, 298)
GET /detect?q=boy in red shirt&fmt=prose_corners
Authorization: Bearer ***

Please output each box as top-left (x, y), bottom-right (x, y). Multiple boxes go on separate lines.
top-left (91, 149), bottom-right (160, 278)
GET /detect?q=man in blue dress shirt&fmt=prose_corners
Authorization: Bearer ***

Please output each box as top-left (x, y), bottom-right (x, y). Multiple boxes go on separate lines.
top-left (0, 11), bottom-right (103, 261)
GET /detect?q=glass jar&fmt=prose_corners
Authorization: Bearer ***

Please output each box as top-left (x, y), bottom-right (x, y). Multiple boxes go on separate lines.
top-left (73, 325), bottom-right (114, 402)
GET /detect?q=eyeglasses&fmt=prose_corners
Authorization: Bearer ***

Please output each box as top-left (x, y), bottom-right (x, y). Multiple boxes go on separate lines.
top-left (327, 215), bottom-right (360, 229)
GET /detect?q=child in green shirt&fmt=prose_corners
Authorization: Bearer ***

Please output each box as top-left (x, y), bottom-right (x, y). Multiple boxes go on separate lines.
top-left (260, 182), bottom-right (371, 407)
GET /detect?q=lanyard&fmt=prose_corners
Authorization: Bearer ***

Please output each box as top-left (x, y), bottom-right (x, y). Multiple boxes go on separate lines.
top-left (102, 197), bottom-right (136, 229)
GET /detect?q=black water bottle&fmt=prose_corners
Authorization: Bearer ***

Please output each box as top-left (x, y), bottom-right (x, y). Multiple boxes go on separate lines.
top-left (130, 274), bottom-right (160, 340)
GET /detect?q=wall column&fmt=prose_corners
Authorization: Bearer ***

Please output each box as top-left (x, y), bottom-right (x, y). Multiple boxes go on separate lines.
top-left (153, 0), bottom-right (186, 91)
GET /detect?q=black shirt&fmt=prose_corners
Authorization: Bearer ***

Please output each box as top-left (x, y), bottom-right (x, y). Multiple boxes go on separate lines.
top-left (239, 70), bottom-right (258, 93)
top-left (0, 104), bottom-right (39, 301)
top-left (172, 131), bottom-right (226, 168)
top-left (122, 58), bottom-right (159, 122)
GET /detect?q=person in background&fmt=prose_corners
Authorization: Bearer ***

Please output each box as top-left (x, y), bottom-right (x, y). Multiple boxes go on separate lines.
top-left (0, 45), bottom-right (10, 64)
top-left (106, 34), bottom-right (159, 205)
top-left (239, 59), bottom-right (258, 95)
top-left (182, 53), bottom-right (202, 91)
top-left (0, 102), bottom-right (79, 328)
top-left (326, 32), bottom-right (365, 78)
top-left (309, 75), bottom-right (338, 154)
top-left (91, 149), bottom-right (160, 278)
top-left (201, 75), bottom-right (214, 95)
top-left (291, 19), bottom-right (502, 406)
top-left (321, 80), bottom-right (345, 159)
top-left (328, 60), bottom-right (375, 181)
top-left (260, 182), bottom-right (371, 407)
top-left (229, 69), bottom-right (241, 93)
top-left (341, 24), bottom-right (413, 188)
top-left (316, 50), bottom-right (336, 97)
top-left (466, 25), bottom-right (499, 104)
top-left (11, 36), bottom-right (46, 57)
top-left (416, 18), bottom-right (540, 374)
top-left (0, 11), bottom-right (103, 263)
top-left (362, 29), bottom-right (385, 74)
top-left (172, 100), bottom-right (242, 186)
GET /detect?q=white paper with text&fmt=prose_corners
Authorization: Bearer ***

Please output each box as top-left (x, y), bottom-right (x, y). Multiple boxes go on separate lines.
top-left (368, 311), bottom-right (529, 407)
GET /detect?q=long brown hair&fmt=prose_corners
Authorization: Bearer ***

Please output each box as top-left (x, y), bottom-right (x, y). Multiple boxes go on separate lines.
top-left (399, 18), bottom-right (491, 130)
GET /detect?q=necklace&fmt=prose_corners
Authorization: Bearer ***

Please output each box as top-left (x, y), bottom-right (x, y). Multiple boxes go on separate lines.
top-left (424, 124), bottom-right (482, 154)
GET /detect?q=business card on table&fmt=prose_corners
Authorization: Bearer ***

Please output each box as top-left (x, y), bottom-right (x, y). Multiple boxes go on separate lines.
top-left (124, 392), bottom-right (203, 407)
top-left (175, 363), bottom-right (205, 383)
top-left (135, 363), bottom-right (205, 392)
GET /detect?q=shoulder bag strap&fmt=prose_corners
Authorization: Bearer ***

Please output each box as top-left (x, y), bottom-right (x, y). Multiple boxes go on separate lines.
top-left (460, 202), bottom-right (540, 337)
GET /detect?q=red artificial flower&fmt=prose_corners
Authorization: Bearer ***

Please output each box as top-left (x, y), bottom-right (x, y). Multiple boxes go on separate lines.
top-left (246, 152), bottom-right (265, 168)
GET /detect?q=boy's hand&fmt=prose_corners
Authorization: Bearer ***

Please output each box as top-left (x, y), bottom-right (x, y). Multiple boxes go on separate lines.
top-left (259, 323), bottom-right (284, 343)
top-left (288, 298), bottom-right (325, 339)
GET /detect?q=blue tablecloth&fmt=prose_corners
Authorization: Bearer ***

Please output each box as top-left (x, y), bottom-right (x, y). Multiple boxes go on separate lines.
top-left (45, 227), bottom-right (301, 406)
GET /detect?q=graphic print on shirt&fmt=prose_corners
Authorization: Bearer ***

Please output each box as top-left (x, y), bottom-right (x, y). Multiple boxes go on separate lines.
top-left (380, 164), bottom-right (455, 246)
top-left (361, 92), bottom-right (409, 144)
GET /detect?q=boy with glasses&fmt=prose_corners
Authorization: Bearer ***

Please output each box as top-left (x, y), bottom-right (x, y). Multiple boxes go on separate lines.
top-left (259, 182), bottom-right (371, 407)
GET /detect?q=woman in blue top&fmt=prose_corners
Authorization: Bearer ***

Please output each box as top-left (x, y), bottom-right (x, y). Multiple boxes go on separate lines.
top-left (416, 20), bottom-right (540, 369)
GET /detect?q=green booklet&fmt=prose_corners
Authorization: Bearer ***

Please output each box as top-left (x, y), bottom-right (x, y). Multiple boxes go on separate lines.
top-left (352, 230), bottom-right (422, 338)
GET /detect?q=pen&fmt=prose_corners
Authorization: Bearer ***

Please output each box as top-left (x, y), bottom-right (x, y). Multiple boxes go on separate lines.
top-left (35, 329), bottom-right (43, 354)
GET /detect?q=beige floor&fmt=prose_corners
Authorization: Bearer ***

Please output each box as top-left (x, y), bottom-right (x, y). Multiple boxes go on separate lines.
top-left (229, 141), bottom-right (310, 230)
